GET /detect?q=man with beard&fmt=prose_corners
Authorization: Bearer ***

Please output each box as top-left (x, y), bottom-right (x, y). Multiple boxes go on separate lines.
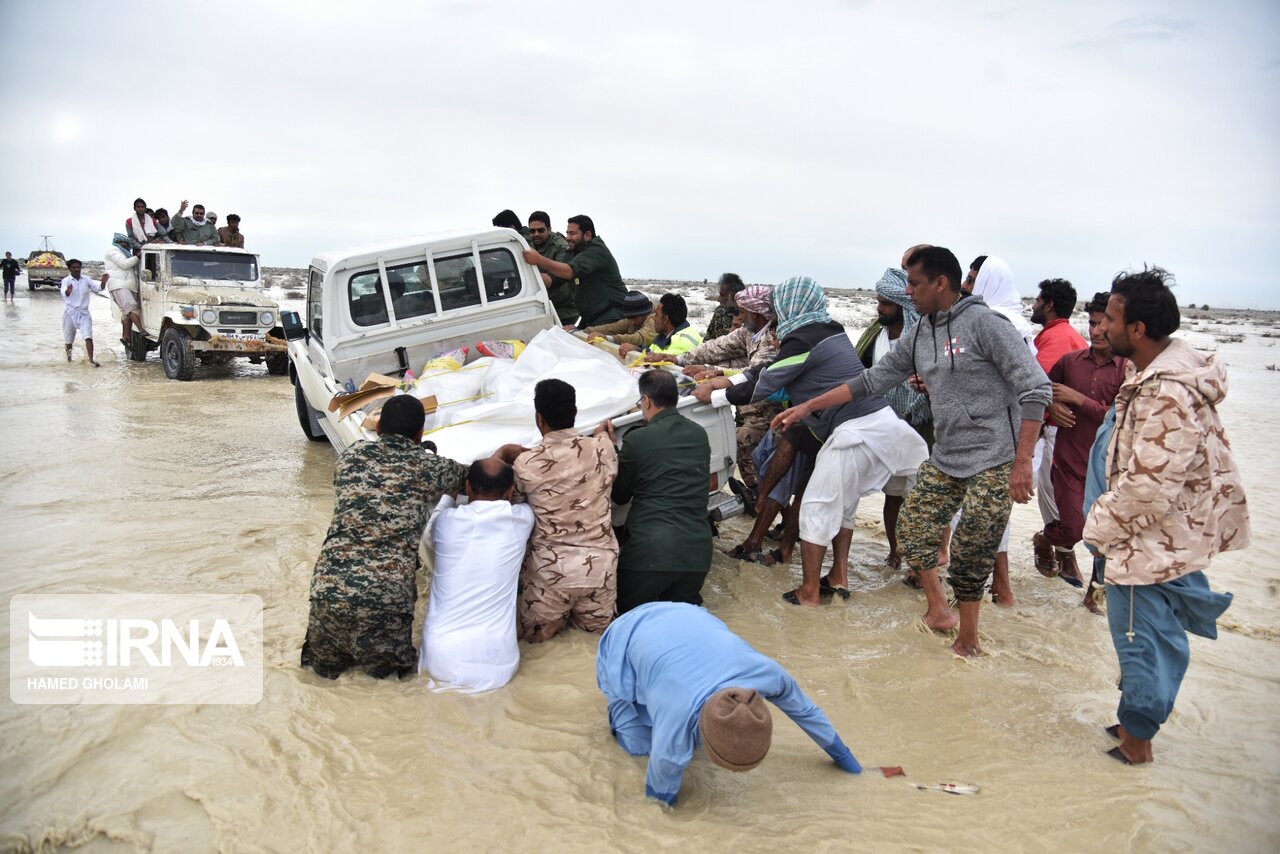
top-left (1041, 292), bottom-right (1125, 608)
top-left (172, 202), bottom-right (217, 246)
top-left (1029, 278), bottom-right (1088, 579)
top-left (961, 256), bottom-right (987, 293)
top-left (853, 267), bottom-right (933, 569)
top-left (1084, 267), bottom-right (1246, 766)
top-left (704, 273), bottom-right (746, 341)
top-left (523, 214), bottom-right (627, 328)
top-left (526, 210), bottom-right (577, 326)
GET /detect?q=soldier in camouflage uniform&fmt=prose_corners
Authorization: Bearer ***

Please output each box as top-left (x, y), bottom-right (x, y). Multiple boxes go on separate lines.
top-left (528, 211), bottom-right (578, 326)
top-left (680, 284), bottom-right (781, 493)
top-left (301, 395), bottom-right (467, 679)
top-left (703, 273), bottom-right (746, 341)
top-left (498, 379), bottom-right (619, 642)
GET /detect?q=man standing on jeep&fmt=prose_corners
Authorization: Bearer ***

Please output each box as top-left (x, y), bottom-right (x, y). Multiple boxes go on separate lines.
top-left (301, 395), bottom-right (468, 680)
top-left (522, 214), bottom-right (627, 329)
top-left (526, 211), bottom-right (577, 326)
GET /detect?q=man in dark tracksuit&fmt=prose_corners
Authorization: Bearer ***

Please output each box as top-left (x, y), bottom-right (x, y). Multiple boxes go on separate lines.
top-left (600, 370), bottom-right (712, 613)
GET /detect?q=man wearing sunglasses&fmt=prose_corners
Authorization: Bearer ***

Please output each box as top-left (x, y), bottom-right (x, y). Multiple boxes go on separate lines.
top-left (527, 210), bottom-right (577, 326)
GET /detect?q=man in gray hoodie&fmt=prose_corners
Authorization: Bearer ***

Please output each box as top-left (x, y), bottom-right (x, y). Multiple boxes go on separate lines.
top-left (775, 246), bottom-right (1050, 656)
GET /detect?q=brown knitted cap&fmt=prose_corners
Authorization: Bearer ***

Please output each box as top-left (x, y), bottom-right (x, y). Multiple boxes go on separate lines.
top-left (699, 687), bottom-right (772, 772)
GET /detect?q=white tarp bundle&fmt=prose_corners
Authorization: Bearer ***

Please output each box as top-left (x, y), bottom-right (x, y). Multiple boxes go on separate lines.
top-left (372, 327), bottom-right (640, 464)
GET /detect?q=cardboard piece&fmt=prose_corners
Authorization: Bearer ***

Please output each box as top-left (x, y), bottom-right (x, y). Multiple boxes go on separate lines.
top-left (327, 374), bottom-right (440, 421)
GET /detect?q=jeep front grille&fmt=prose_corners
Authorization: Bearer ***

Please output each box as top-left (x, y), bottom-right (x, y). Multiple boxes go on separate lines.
top-left (219, 310), bottom-right (259, 325)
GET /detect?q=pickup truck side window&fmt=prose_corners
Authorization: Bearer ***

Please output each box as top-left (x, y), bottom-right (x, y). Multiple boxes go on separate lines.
top-left (308, 268), bottom-right (324, 341)
top-left (479, 248), bottom-right (522, 303)
top-left (143, 253), bottom-right (159, 283)
top-left (434, 253), bottom-right (482, 312)
top-left (387, 260), bottom-right (436, 321)
top-left (349, 271), bottom-right (389, 326)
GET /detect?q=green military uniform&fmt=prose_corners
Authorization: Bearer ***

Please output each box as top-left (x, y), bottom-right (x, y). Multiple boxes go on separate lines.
top-left (302, 433), bottom-right (467, 678)
top-left (704, 303), bottom-right (736, 341)
top-left (534, 231), bottom-right (578, 326)
top-left (568, 235), bottom-right (628, 328)
top-left (172, 216), bottom-right (217, 246)
top-left (612, 407), bottom-right (713, 612)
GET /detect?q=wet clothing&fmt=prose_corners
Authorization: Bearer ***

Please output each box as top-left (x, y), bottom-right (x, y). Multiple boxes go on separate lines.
top-left (848, 295), bottom-right (1051, 479)
top-left (597, 602), bottom-right (860, 805)
top-left (216, 227), bottom-right (244, 248)
top-left (1042, 350), bottom-right (1125, 549)
top-left (645, 321), bottom-right (702, 357)
top-left (513, 429), bottom-right (619, 642)
top-left (309, 435), bottom-right (466, 611)
top-left (567, 235), bottom-right (627, 328)
top-left (613, 408), bottom-right (712, 606)
top-left (734, 402), bottom-right (783, 488)
top-left (704, 303), bottom-right (736, 341)
top-left (301, 600), bottom-right (415, 679)
top-left (899, 460), bottom-right (1014, 602)
top-left (533, 232), bottom-right (577, 325)
top-left (1, 257), bottom-right (20, 283)
top-left (418, 496), bottom-right (534, 692)
top-left (1084, 338), bottom-right (1250, 585)
top-left (60, 274), bottom-right (105, 342)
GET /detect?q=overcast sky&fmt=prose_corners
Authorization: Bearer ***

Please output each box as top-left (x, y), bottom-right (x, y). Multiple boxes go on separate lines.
top-left (3, 0), bottom-right (1277, 307)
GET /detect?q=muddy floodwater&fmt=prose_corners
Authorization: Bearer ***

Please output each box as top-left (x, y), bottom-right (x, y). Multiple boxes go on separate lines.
top-left (1, 278), bottom-right (1277, 852)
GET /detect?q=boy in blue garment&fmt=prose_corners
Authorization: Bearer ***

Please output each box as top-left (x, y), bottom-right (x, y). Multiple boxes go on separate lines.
top-left (596, 602), bottom-right (861, 805)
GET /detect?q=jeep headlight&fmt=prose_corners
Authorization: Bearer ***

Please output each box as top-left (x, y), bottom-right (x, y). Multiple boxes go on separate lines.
top-left (201, 309), bottom-right (217, 325)
top-left (260, 311), bottom-right (275, 326)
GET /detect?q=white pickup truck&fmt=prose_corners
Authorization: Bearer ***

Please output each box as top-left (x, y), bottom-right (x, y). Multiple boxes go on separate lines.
top-left (285, 228), bottom-right (739, 494)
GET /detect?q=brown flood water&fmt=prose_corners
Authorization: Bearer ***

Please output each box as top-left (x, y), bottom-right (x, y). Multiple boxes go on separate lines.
top-left (1, 280), bottom-right (1277, 852)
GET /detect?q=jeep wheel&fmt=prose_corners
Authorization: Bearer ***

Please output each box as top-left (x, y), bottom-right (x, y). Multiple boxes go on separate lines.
top-left (161, 327), bottom-right (196, 380)
top-left (295, 382), bottom-right (327, 442)
top-left (266, 354), bottom-right (289, 376)
top-left (129, 331), bottom-right (149, 363)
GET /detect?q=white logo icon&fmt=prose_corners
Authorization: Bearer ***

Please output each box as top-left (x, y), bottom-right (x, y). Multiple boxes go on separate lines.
top-left (28, 614), bottom-right (105, 667)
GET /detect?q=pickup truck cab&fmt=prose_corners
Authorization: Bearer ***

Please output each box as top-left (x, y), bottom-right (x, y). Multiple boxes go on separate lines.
top-left (287, 228), bottom-right (739, 493)
top-left (121, 244), bottom-right (288, 380)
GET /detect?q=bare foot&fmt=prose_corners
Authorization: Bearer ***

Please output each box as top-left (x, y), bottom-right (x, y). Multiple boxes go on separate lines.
top-left (923, 607), bottom-right (958, 632)
top-left (1116, 733), bottom-right (1153, 764)
top-left (885, 551), bottom-right (901, 570)
top-left (991, 585), bottom-right (1016, 608)
top-left (951, 639), bottom-right (982, 657)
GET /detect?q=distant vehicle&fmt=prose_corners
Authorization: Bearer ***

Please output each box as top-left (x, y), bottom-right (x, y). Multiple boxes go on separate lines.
top-left (284, 227), bottom-right (738, 495)
top-left (117, 244), bottom-right (288, 380)
top-left (25, 236), bottom-right (68, 290)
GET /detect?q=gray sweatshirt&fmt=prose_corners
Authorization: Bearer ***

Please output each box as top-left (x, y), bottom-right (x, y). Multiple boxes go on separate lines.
top-left (850, 295), bottom-right (1051, 478)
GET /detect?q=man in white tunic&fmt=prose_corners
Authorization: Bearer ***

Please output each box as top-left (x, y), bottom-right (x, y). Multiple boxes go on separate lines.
top-left (61, 259), bottom-right (107, 366)
top-left (418, 457), bottom-right (535, 692)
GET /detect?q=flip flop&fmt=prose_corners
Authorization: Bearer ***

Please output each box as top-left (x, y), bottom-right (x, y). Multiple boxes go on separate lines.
top-left (1104, 724), bottom-right (1121, 740)
top-left (766, 524), bottom-right (784, 542)
top-left (781, 589), bottom-right (802, 606)
top-left (723, 544), bottom-right (766, 564)
top-left (819, 575), bottom-right (851, 600)
top-left (1106, 746), bottom-right (1134, 766)
top-left (762, 548), bottom-right (789, 567)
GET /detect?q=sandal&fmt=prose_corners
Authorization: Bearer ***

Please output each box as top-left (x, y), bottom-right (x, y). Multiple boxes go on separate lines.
top-left (724, 544), bottom-right (766, 563)
top-left (1104, 724), bottom-right (1121, 740)
top-left (1105, 746), bottom-right (1134, 766)
top-left (766, 524), bottom-right (784, 542)
top-left (781, 589), bottom-right (802, 606)
top-left (762, 548), bottom-right (788, 567)
top-left (819, 574), bottom-right (851, 600)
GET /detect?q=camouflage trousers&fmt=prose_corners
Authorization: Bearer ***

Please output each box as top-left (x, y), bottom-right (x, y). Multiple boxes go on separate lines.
top-left (899, 460), bottom-right (1013, 603)
top-left (300, 598), bottom-right (416, 679)
top-left (518, 577), bottom-right (617, 643)
top-left (737, 402), bottom-right (784, 488)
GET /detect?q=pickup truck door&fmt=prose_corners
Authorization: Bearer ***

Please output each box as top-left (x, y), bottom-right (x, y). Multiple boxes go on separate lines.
top-left (140, 251), bottom-right (162, 333)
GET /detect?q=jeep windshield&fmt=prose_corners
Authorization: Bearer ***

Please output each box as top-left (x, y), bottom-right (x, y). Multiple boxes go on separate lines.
top-left (171, 251), bottom-right (260, 282)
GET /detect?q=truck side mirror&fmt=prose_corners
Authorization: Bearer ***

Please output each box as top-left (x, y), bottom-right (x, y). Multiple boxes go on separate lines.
top-left (282, 310), bottom-right (306, 341)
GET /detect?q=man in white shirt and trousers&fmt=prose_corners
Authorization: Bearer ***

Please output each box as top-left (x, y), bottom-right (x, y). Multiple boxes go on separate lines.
top-left (419, 457), bottom-right (535, 692)
top-left (61, 259), bottom-right (107, 366)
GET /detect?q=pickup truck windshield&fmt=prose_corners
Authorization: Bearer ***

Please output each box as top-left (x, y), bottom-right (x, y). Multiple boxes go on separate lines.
top-left (171, 251), bottom-right (259, 282)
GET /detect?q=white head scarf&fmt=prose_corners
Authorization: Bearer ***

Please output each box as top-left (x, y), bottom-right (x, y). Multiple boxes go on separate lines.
top-left (972, 256), bottom-right (1035, 345)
